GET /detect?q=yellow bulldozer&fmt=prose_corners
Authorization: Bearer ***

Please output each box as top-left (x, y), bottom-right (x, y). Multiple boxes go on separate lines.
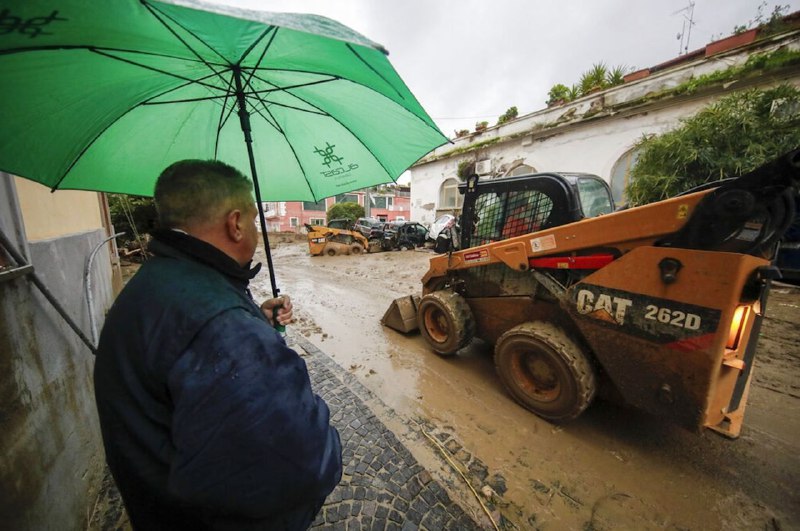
top-left (383, 149), bottom-right (800, 437)
top-left (305, 219), bottom-right (369, 256)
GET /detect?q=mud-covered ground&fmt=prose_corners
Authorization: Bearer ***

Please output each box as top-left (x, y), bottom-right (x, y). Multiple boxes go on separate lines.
top-left (254, 237), bottom-right (800, 531)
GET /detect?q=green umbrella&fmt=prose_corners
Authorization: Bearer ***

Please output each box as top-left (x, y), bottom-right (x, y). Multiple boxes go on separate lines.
top-left (0, 0), bottom-right (447, 296)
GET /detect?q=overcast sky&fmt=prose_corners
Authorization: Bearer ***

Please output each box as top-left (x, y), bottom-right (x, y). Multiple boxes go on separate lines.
top-left (222, 0), bottom-right (799, 139)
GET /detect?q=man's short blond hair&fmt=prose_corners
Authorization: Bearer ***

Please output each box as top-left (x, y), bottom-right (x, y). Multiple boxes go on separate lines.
top-left (154, 160), bottom-right (253, 230)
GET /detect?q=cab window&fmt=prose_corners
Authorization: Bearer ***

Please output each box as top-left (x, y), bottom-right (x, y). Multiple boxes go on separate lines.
top-left (472, 192), bottom-right (506, 245)
top-left (577, 178), bottom-right (613, 217)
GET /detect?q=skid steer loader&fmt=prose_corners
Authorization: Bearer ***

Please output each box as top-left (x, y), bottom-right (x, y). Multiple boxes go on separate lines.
top-left (383, 149), bottom-right (800, 437)
top-left (305, 219), bottom-right (369, 256)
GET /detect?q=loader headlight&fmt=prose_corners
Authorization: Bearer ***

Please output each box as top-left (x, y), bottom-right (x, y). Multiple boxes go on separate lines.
top-left (726, 306), bottom-right (748, 350)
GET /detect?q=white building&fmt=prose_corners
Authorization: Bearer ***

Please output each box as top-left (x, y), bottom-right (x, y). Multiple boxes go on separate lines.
top-left (410, 21), bottom-right (800, 226)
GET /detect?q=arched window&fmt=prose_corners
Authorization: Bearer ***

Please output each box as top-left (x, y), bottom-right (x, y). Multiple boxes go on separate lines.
top-left (610, 148), bottom-right (641, 205)
top-left (439, 178), bottom-right (463, 209)
top-left (508, 164), bottom-right (536, 177)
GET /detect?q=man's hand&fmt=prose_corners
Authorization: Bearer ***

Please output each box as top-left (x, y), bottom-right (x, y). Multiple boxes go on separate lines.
top-left (261, 295), bottom-right (294, 327)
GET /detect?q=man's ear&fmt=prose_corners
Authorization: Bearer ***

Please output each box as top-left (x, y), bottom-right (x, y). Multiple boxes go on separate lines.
top-left (225, 209), bottom-right (244, 242)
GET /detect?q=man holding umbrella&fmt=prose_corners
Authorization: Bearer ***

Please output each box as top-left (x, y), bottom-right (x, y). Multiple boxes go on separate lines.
top-left (94, 160), bottom-right (342, 530)
top-left (2, 3), bottom-right (447, 525)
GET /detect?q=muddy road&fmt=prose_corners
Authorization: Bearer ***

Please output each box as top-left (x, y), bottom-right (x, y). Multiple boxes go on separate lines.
top-left (253, 238), bottom-right (800, 530)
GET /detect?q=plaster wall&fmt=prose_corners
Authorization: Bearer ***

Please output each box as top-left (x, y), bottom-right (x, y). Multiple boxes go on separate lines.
top-left (14, 178), bottom-right (103, 241)
top-left (409, 106), bottom-right (692, 228)
top-left (1, 175), bottom-right (111, 530)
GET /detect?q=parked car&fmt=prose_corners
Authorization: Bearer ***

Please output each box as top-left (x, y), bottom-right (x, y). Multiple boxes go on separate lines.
top-left (428, 214), bottom-right (456, 241)
top-left (368, 221), bottom-right (402, 239)
top-left (366, 221), bottom-right (428, 251)
top-left (384, 221), bottom-right (429, 250)
top-left (353, 217), bottom-right (381, 237)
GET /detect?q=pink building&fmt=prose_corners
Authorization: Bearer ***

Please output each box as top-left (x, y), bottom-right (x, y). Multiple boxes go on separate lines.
top-left (260, 186), bottom-right (411, 233)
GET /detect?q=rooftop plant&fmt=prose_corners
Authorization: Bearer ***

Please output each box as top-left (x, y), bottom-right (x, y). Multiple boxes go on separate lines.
top-left (546, 63), bottom-right (629, 105)
top-left (497, 106), bottom-right (519, 125)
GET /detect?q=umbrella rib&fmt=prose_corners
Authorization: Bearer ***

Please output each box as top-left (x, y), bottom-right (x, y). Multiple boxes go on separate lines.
top-left (49, 104), bottom-right (145, 192)
top-left (244, 68), bottom-right (339, 115)
top-left (240, 27), bottom-right (278, 78)
top-left (345, 43), bottom-right (405, 100)
top-left (246, 65), bottom-right (442, 136)
top-left (140, 78), bottom-right (340, 105)
top-left (238, 28), bottom-right (285, 133)
top-left (141, 0), bottom-right (252, 94)
top-left (249, 77), bottom-right (340, 96)
top-left (247, 96), bottom-right (283, 134)
top-left (0, 44), bottom-right (227, 66)
top-left (255, 101), bottom-right (327, 116)
top-left (142, 95), bottom-right (230, 104)
top-left (243, 78), bottom-right (322, 200)
top-left (244, 74), bottom-right (399, 186)
top-left (215, 74), bottom-right (239, 158)
top-left (139, 67), bottom-right (241, 105)
top-left (91, 48), bottom-right (230, 94)
top-left (243, 75), bottom-right (405, 202)
top-left (143, 1), bottom-right (230, 64)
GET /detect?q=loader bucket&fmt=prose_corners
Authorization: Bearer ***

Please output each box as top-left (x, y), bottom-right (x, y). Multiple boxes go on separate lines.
top-left (382, 295), bottom-right (421, 333)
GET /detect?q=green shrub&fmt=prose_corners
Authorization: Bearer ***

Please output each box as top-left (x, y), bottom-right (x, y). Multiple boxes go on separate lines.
top-left (327, 201), bottom-right (364, 223)
top-left (626, 85), bottom-right (800, 205)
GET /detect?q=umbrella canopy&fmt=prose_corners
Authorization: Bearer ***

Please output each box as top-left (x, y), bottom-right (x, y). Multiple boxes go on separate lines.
top-left (0, 0), bottom-right (448, 296)
top-left (0, 0), bottom-right (447, 199)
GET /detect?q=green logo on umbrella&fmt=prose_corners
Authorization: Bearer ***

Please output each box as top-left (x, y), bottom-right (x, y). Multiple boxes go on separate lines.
top-left (0, 9), bottom-right (68, 39)
top-left (315, 142), bottom-right (360, 178)
top-left (313, 142), bottom-right (344, 168)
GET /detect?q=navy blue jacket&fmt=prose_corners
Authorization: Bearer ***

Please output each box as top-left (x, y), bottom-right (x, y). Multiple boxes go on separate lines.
top-left (94, 230), bottom-right (341, 530)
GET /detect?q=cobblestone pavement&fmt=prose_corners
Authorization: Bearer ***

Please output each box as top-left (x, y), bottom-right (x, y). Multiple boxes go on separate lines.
top-left (293, 336), bottom-right (484, 531)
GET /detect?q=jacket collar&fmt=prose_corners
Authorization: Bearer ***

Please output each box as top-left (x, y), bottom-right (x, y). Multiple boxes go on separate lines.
top-left (148, 229), bottom-right (262, 284)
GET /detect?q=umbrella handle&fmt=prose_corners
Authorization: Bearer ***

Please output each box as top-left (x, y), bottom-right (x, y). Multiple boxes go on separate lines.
top-left (272, 307), bottom-right (286, 334)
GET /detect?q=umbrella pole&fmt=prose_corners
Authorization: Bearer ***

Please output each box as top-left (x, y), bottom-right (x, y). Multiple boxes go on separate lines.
top-left (233, 67), bottom-right (279, 298)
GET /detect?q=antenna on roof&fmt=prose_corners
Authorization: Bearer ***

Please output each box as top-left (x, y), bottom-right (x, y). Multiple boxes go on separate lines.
top-left (673, 0), bottom-right (696, 55)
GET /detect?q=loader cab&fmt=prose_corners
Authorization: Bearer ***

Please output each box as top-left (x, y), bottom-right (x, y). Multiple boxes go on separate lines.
top-left (457, 172), bottom-right (614, 249)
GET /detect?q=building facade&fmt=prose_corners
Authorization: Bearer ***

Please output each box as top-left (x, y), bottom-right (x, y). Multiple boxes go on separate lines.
top-left (261, 186), bottom-right (411, 232)
top-left (410, 23), bottom-right (800, 227)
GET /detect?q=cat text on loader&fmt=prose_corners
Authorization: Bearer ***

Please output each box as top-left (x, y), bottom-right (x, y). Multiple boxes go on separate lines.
top-left (383, 149), bottom-right (800, 437)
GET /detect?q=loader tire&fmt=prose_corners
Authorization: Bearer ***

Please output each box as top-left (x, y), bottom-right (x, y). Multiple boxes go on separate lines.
top-left (325, 247), bottom-right (337, 257)
top-left (350, 244), bottom-right (364, 255)
top-left (417, 291), bottom-right (475, 356)
top-left (495, 322), bottom-right (596, 422)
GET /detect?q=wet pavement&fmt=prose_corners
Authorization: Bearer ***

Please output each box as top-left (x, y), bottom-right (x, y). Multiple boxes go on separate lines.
top-left (293, 335), bottom-right (484, 530)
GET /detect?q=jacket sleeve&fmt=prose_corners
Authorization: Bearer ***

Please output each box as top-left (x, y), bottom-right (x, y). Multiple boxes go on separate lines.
top-left (165, 308), bottom-right (342, 519)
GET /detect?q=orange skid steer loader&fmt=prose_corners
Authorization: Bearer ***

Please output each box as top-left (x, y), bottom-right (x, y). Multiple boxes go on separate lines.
top-left (383, 150), bottom-right (800, 437)
top-left (305, 219), bottom-right (368, 256)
